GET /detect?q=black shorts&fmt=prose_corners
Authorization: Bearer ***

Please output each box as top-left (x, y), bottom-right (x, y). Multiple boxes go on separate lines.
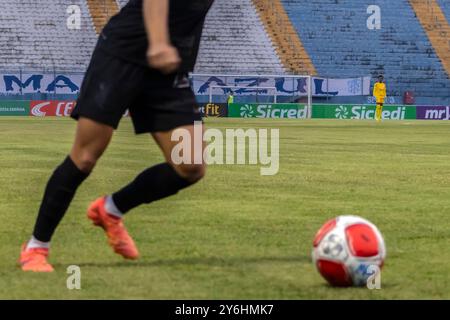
top-left (71, 48), bottom-right (202, 134)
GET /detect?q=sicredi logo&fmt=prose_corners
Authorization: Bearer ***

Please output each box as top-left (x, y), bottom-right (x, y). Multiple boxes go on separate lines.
top-left (238, 104), bottom-right (308, 119)
top-left (335, 105), bottom-right (349, 119)
top-left (240, 105), bottom-right (255, 118)
top-left (256, 105), bottom-right (307, 119)
top-left (341, 106), bottom-right (406, 120)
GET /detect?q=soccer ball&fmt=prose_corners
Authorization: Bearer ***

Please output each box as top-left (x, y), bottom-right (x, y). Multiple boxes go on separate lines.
top-left (312, 215), bottom-right (386, 287)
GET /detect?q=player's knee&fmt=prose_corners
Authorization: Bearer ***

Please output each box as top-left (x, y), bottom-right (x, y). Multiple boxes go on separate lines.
top-left (73, 152), bottom-right (99, 173)
top-left (175, 163), bottom-right (206, 183)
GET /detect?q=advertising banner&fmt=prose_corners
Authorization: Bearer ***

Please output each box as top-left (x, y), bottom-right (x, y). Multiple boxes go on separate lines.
top-left (199, 103), bottom-right (228, 117)
top-left (416, 106), bottom-right (450, 120)
top-left (0, 100), bottom-right (29, 116)
top-left (312, 104), bottom-right (416, 120)
top-left (30, 101), bottom-right (76, 117)
top-left (0, 73), bottom-right (83, 95)
top-left (192, 75), bottom-right (370, 97)
top-left (229, 103), bottom-right (308, 119)
top-left (312, 77), bottom-right (370, 96)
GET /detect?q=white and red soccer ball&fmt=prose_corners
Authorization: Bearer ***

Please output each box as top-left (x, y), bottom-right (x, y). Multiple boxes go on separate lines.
top-left (312, 215), bottom-right (386, 287)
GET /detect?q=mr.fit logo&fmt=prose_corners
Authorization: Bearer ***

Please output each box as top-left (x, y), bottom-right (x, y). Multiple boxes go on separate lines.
top-left (30, 101), bottom-right (76, 117)
top-left (205, 103), bottom-right (220, 117)
top-left (199, 103), bottom-right (226, 117)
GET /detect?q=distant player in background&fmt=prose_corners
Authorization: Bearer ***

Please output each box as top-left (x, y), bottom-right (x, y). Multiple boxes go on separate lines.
top-left (19, 0), bottom-right (214, 272)
top-left (373, 75), bottom-right (386, 122)
top-left (227, 91), bottom-right (234, 106)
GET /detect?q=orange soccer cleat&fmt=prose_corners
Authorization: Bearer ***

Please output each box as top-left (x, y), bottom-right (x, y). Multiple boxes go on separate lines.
top-left (87, 197), bottom-right (139, 260)
top-left (19, 243), bottom-right (54, 272)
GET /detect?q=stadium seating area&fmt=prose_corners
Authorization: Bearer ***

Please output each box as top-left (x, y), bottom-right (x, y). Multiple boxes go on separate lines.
top-left (437, 0), bottom-right (450, 23)
top-left (88, 0), bottom-right (119, 34)
top-left (0, 0), bottom-right (96, 72)
top-left (0, 0), bottom-right (448, 103)
top-left (195, 0), bottom-right (285, 75)
top-left (280, 0), bottom-right (450, 101)
top-left (118, 0), bottom-right (284, 74)
top-left (116, 0), bottom-right (130, 8)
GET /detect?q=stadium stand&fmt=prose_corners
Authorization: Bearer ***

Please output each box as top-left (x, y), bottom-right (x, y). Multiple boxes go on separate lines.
top-left (116, 0), bottom-right (130, 9)
top-left (409, 0), bottom-right (450, 78)
top-left (194, 0), bottom-right (285, 74)
top-left (0, 0), bottom-right (448, 103)
top-left (0, 0), bottom-right (96, 71)
top-left (252, 0), bottom-right (316, 75)
top-left (117, 0), bottom-right (284, 74)
top-left (436, 0), bottom-right (450, 23)
top-left (280, 0), bottom-right (450, 102)
top-left (86, 0), bottom-right (119, 34)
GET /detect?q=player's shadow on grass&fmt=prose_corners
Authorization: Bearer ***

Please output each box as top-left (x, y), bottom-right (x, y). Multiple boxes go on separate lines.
top-left (61, 255), bottom-right (310, 268)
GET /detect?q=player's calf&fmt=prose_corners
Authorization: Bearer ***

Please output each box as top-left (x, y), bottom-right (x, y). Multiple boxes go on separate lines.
top-left (111, 162), bottom-right (201, 215)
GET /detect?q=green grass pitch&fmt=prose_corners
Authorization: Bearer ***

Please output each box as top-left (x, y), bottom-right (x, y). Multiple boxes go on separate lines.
top-left (0, 117), bottom-right (449, 299)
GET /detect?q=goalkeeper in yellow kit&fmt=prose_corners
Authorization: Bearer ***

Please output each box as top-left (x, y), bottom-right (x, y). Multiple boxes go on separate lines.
top-left (373, 75), bottom-right (386, 122)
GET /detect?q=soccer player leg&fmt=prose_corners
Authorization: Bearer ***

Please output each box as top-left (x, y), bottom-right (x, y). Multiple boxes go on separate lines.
top-left (88, 124), bottom-right (205, 260)
top-left (20, 118), bottom-right (113, 272)
top-left (111, 123), bottom-right (206, 215)
top-left (153, 123), bottom-right (206, 183)
top-left (375, 104), bottom-right (380, 121)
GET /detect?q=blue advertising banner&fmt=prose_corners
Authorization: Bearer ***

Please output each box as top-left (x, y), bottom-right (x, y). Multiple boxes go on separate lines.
top-left (0, 73), bottom-right (83, 95)
top-left (192, 74), bottom-right (370, 97)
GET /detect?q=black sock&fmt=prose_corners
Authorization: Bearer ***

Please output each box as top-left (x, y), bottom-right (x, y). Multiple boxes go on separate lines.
top-left (32, 156), bottom-right (90, 242)
top-left (112, 163), bottom-right (193, 214)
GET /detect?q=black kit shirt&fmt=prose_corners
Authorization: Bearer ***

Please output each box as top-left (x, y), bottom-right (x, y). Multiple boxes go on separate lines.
top-left (97, 0), bottom-right (215, 72)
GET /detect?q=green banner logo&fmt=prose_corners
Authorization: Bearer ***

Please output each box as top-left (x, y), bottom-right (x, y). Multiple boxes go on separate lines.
top-left (229, 103), bottom-right (307, 119)
top-left (239, 104), bottom-right (256, 118)
top-left (312, 104), bottom-right (416, 120)
top-left (335, 105), bottom-right (350, 119)
top-left (0, 101), bottom-right (30, 116)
